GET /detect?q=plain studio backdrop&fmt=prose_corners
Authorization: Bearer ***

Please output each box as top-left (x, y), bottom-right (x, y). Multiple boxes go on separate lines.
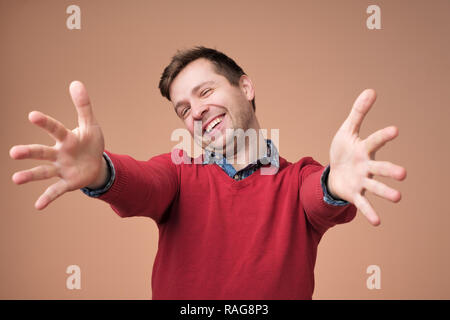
top-left (1, 0), bottom-right (449, 299)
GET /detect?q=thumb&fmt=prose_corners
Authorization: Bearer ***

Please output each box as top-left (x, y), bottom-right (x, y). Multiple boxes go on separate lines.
top-left (69, 80), bottom-right (97, 129)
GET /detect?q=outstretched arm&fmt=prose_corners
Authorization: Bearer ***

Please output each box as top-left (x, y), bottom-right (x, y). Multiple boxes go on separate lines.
top-left (9, 81), bottom-right (107, 210)
top-left (327, 89), bottom-right (407, 226)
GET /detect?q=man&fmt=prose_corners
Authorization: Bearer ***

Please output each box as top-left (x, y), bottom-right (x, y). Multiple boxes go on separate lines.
top-left (9, 46), bottom-right (406, 299)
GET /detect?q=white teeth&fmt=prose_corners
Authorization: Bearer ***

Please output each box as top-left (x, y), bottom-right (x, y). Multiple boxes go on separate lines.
top-left (205, 116), bottom-right (223, 133)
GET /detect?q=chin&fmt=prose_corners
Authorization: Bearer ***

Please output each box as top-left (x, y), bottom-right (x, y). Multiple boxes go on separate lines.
top-left (214, 131), bottom-right (242, 157)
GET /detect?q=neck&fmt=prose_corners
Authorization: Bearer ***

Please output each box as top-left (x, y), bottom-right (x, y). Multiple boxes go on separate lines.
top-left (227, 117), bottom-right (264, 172)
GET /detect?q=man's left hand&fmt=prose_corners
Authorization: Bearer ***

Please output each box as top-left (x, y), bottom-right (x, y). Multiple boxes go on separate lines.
top-left (327, 89), bottom-right (407, 226)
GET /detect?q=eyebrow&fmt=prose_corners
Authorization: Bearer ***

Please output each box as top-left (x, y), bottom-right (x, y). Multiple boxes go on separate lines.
top-left (174, 80), bottom-right (216, 111)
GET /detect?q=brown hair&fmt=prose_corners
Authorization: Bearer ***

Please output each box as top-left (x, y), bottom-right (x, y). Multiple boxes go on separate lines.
top-left (159, 46), bottom-right (256, 111)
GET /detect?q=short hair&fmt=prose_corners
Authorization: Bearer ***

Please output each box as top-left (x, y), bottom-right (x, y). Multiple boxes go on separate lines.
top-left (159, 46), bottom-right (255, 111)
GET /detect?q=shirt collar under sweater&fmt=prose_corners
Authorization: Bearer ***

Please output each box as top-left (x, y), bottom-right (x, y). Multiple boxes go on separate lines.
top-left (202, 139), bottom-right (280, 181)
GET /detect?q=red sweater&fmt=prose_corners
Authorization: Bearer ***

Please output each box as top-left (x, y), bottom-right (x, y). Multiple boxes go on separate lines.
top-left (98, 149), bottom-right (356, 299)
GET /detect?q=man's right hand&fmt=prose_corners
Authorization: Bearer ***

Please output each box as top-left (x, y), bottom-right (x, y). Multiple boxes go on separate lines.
top-left (9, 81), bottom-right (107, 210)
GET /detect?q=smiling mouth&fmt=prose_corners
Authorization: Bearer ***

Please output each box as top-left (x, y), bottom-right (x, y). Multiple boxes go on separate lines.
top-left (204, 114), bottom-right (225, 135)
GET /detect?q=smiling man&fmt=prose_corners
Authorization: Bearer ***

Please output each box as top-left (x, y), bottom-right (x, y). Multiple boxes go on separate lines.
top-left (9, 46), bottom-right (406, 299)
top-left (164, 50), bottom-right (265, 171)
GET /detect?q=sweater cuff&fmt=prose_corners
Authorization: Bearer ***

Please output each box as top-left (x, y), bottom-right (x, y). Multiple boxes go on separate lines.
top-left (301, 165), bottom-right (356, 233)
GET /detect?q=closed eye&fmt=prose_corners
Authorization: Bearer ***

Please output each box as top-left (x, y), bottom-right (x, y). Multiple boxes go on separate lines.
top-left (201, 88), bottom-right (212, 96)
top-left (181, 106), bottom-right (190, 117)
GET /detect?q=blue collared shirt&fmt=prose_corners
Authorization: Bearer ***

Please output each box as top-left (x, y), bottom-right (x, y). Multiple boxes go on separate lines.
top-left (202, 139), bottom-right (280, 181)
top-left (81, 140), bottom-right (349, 206)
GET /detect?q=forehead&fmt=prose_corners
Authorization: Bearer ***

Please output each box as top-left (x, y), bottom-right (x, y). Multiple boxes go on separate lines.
top-left (169, 58), bottom-right (225, 101)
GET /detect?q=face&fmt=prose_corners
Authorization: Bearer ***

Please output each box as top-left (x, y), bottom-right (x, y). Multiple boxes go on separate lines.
top-left (169, 58), bottom-right (256, 156)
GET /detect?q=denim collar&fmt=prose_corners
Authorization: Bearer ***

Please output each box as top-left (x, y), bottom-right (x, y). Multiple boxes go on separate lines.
top-left (202, 139), bottom-right (280, 179)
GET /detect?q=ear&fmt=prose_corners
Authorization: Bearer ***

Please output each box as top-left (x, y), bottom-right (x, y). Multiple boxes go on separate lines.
top-left (239, 75), bottom-right (255, 102)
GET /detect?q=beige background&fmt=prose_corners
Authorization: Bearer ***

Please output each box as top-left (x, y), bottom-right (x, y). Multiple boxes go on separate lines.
top-left (1, 0), bottom-right (449, 299)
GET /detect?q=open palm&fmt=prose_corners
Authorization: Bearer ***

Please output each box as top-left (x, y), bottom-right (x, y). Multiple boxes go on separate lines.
top-left (9, 81), bottom-right (106, 210)
top-left (327, 89), bottom-right (407, 226)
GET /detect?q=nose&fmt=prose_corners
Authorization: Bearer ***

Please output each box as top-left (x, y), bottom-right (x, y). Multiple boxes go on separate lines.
top-left (191, 103), bottom-right (209, 120)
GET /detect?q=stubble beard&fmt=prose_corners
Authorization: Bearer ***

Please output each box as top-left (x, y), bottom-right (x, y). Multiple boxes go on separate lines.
top-left (204, 108), bottom-right (255, 160)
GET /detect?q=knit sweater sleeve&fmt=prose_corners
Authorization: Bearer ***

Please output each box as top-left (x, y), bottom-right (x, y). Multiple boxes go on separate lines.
top-left (299, 157), bottom-right (357, 237)
top-left (96, 150), bottom-right (179, 224)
